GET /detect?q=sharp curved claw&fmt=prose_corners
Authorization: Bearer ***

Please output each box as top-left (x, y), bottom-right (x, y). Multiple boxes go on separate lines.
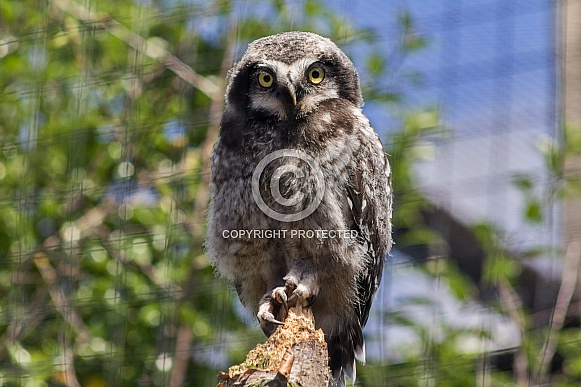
top-left (272, 288), bottom-right (288, 309)
top-left (287, 292), bottom-right (298, 304)
top-left (257, 296), bottom-right (287, 336)
top-left (305, 294), bottom-right (317, 308)
top-left (287, 292), bottom-right (317, 308)
top-left (264, 315), bottom-right (284, 326)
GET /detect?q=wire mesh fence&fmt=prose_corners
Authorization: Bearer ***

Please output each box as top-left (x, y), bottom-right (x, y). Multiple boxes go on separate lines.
top-left (0, 0), bottom-right (570, 386)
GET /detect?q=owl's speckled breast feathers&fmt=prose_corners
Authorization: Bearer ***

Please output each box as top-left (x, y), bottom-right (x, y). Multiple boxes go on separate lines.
top-left (206, 31), bottom-right (392, 386)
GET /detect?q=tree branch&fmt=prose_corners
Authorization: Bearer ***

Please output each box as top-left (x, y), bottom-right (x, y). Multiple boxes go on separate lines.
top-left (535, 238), bottom-right (581, 383)
top-left (33, 252), bottom-right (91, 343)
top-left (498, 278), bottom-right (529, 387)
top-left (51, 0), bottom-right (221, 99)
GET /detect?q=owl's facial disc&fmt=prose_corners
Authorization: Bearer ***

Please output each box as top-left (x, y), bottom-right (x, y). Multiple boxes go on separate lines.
top-left (248, 60), bottom-right (337, 121)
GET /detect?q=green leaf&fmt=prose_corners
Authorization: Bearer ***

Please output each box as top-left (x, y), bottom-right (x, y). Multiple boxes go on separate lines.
top-left (525, 199), bottom-right (543, 223)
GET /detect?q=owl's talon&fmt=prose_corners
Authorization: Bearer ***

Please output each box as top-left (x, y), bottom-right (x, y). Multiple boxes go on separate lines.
top-left (287, 292), bottom-right (298, 304)
top-left (287, 284), bottom-right (318, 308)
top-left (263, 314), bottom-right (284, 326)
top-left (272, 286), bottom-right (288, 308)
top-left (305, 294), bottom-right (317, 308)
top-left (283, 274), bottom-right (299, 292)
top-left (257, 300), bottom-right (285, 336)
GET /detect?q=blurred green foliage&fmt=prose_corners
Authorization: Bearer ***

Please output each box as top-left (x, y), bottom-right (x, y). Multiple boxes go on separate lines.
top-left (0, 0), bottom-right (236, 385)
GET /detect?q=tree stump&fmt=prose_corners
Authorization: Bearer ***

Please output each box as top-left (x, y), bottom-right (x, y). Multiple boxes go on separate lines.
top-left (217, 306), bottom-right (330, 387)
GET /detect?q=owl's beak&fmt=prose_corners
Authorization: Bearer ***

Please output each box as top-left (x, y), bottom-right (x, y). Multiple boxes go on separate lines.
top-left (285, 83), bottom-right (297, 106)
top-left (289, 90), bottom-right (297, 106)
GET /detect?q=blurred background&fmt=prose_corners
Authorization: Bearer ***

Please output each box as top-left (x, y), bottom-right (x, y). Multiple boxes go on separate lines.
top-left (0, 0), bottom-right (579, 386)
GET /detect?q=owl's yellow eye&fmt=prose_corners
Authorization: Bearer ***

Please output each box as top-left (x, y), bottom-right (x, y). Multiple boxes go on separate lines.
top-left (307, 67), bottom-right (325, 84)
top-left (258, 71), bottom-right (274, 88)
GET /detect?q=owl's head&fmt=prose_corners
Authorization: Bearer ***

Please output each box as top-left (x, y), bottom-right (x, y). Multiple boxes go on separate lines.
top-left (223, 32), bottom-right (363, 124)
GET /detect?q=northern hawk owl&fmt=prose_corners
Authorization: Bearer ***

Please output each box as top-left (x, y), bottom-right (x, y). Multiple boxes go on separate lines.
top-left (206, 31), bottom-right (392, 386)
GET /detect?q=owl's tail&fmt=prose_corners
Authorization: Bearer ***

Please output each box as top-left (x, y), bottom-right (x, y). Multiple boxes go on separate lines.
top-left (328, 324), bottom-right (365, 386)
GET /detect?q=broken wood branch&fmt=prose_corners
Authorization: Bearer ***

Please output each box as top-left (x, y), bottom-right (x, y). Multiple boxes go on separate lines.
top-left (217, 306), bottom-right (330, 387)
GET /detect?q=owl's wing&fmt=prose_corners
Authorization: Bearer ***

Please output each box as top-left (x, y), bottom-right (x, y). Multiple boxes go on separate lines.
top-left (347, 120), bottom-right (392, 325)
top-left (347, 159), bottom-right (391, 328)
top-left (329, 128), bottom-right (392, 384)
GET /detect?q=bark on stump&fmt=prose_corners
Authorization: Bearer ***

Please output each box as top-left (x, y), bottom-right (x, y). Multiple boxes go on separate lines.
top-left (217, 306), bottom-right (330, 387)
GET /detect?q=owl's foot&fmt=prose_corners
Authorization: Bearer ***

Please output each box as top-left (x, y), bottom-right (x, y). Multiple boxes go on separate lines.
top-left (283, 271), bottom-right (319, 308)
top-left (257, 293), bottom-right (285, 337)
top-left (258, 270), bottom-right (319, 336)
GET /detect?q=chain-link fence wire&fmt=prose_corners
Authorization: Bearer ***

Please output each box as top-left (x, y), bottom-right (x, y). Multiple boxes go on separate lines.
top-left (0, 0), bottom-right (562, 386)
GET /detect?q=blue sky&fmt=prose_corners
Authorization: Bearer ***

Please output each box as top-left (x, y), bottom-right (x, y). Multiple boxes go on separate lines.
top-left (332, 0), bottom-right (557, 140)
